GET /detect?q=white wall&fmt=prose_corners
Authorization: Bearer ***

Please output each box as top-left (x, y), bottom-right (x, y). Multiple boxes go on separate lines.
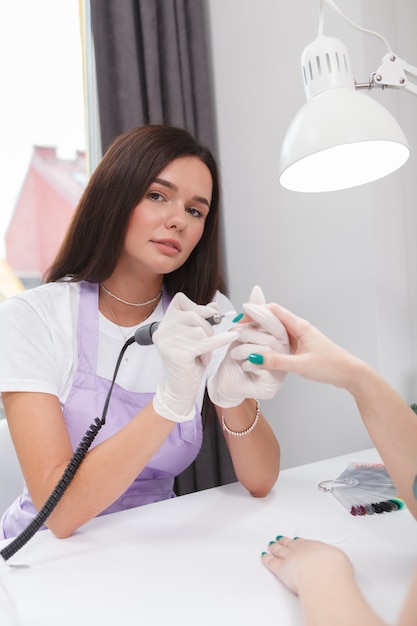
top-left (205, 0), bottom-right (417, 469)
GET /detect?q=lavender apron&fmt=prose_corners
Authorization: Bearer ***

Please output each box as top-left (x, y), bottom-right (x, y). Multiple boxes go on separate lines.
top-left (0, 281), bottom-right (202, 539)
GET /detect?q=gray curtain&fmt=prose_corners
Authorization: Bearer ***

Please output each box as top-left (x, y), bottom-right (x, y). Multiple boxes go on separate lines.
top-left (174, 391), bottom-right (236, 495)
top-left (90, 0), bottom-right (217, 154)
top-left (90, 0), bottom-right (236, 494)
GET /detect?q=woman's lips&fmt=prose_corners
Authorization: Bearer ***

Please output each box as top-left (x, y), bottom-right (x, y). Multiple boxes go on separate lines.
top-left (152, 239), bottom-right (181, 255)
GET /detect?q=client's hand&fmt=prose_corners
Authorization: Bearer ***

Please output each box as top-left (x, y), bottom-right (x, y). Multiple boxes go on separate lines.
top-left (262, 535), bottom-right (355, 596)
top-left (207, 286), bottom-right (290, 408)
top-left (242, 302), bottom-right (364, 389)
top-left (153, 292), bottom-right (238, 422)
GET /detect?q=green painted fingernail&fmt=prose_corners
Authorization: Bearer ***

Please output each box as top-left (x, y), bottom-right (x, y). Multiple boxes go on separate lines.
top-left (232, 313), bottom-right (244, 323)
top-left (275, 535), bottom-right (283, 541)
top-left (268, 540), bottom-right (275, 545)
top-left (248, 353), bottom-right (264, 364)
top-left (261, 551), bottom-right (267, 556)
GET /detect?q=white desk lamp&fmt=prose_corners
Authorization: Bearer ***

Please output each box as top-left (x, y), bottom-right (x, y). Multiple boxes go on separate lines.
top-left (279, 0), bottom-right (417, 193)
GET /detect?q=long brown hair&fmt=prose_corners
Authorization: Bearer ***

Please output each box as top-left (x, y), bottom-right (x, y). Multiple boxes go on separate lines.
top-left (45, 125), bottom-right (228, 303)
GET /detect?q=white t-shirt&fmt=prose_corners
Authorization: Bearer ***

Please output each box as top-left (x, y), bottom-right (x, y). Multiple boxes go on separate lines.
top-left (0, 281), bottom-right (236, 411)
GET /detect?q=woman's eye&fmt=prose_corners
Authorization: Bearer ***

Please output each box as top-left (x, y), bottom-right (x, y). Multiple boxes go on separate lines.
top-left (148, 191), bottom-right (165, 202)
top-left (186, 207), bottom-right (204, 218)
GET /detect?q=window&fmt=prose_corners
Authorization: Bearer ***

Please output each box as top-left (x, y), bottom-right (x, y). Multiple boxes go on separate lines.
top-left (0, 0), bottom-right (87, 289)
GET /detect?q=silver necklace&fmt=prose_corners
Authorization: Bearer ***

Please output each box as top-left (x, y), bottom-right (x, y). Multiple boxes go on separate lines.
top-left (101, 283), bottom-right (162, 307)
top-left (103, 297), bottom-right (160, 347)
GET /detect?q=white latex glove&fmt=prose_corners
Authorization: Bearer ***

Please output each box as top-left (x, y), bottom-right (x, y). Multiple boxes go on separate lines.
top-left (207, 286), bottom-right (290, 408)
top-left (152, 292), bottom-right (238, 422)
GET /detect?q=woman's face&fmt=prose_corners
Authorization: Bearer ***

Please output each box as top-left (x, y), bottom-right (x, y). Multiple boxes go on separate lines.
top-left (121, 156), bottom-right (213, 276)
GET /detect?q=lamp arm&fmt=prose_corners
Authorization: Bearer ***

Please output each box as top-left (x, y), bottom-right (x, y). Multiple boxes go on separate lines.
top-left (323, 0), bottom-right (417, 96)
top-left (370, 53), bottom-right (417, 96)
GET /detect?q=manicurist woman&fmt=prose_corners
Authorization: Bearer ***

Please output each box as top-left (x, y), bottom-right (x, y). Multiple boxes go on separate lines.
top-left (0, 125), bottom-right (289, 540)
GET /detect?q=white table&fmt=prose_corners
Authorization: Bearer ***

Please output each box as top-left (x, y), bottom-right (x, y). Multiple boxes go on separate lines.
top-left (0, 447), bottom-right (416, 625)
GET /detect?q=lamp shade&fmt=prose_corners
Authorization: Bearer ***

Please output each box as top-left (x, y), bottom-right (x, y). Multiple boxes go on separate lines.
top-left (279, 36), bottom-right (410, 192)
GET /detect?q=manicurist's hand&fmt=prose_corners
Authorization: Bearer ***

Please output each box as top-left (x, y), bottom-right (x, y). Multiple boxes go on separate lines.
top-left (207, 286), bottom-right (290, 408)
top-left (153, 292), bottom-right (238, 422)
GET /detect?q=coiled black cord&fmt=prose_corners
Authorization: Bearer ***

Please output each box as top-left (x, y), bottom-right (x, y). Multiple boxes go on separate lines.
top-left (0, 335), bottom-right (135, 562)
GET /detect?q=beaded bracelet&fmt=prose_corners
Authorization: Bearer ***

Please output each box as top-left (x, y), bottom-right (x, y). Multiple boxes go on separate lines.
top-left (221, 399), bottom-right (260, 437)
